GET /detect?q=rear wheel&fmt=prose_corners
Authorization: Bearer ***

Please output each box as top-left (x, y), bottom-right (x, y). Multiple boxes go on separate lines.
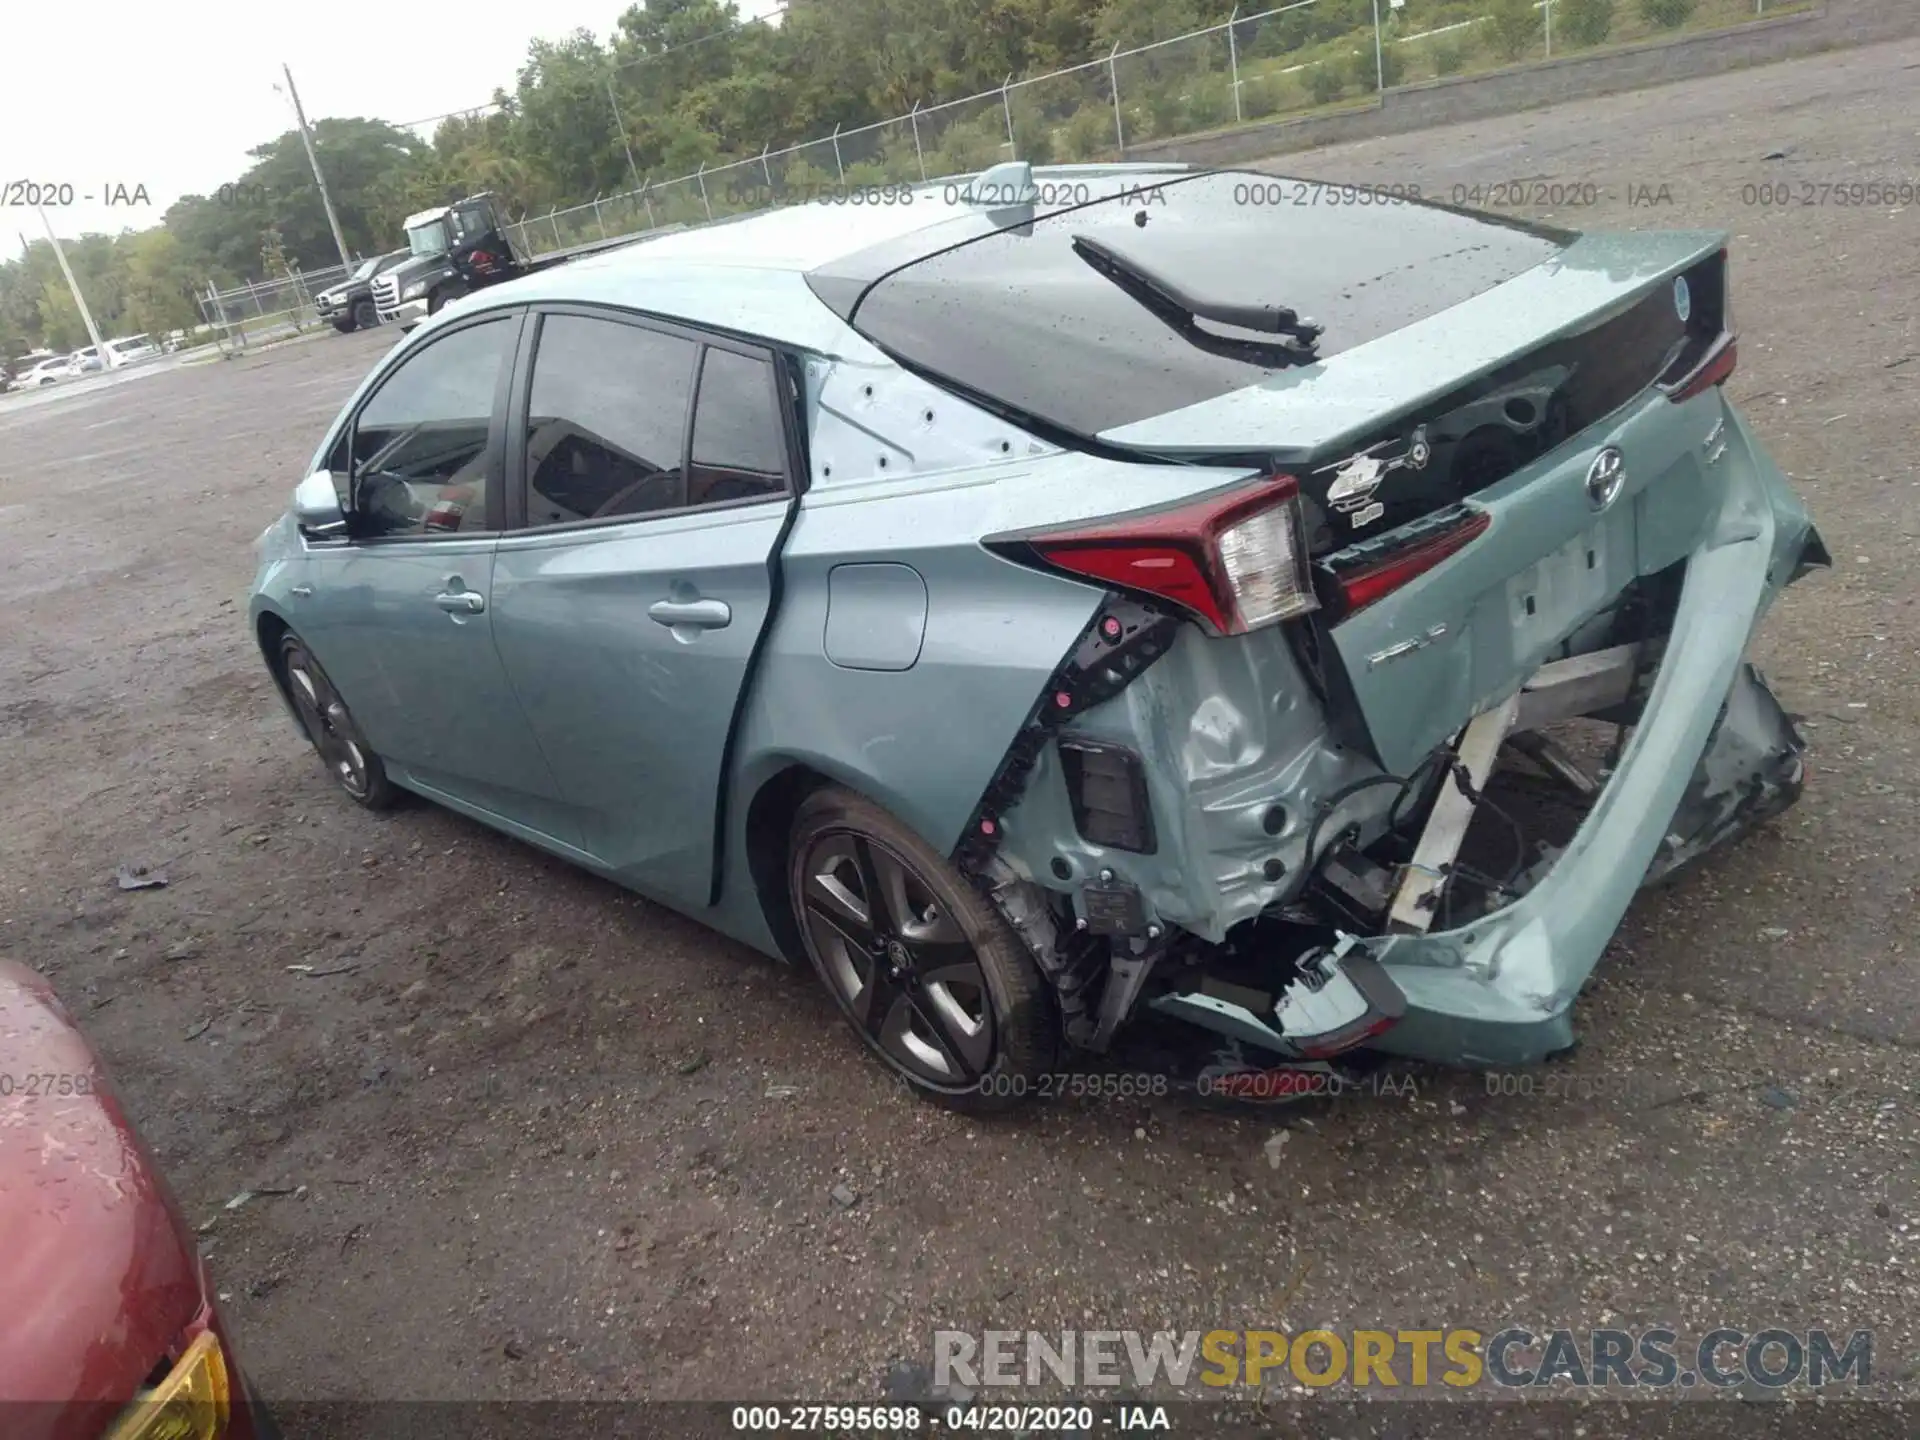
top-left (789, 787), bottom-right (1054, 1111)
top-left (279, 634), bottom-right (397, 810)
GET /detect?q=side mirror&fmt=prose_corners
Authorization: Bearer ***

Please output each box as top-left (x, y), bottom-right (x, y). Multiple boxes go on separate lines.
top-left (293, 470), bottom-right (348, 538)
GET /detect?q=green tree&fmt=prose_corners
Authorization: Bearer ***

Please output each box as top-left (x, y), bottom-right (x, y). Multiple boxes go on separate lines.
top-left (1353, 40), bottom-right (1406, 91)
top-left (37, 278), bottom-right (85, 351)
top-left (121, 229), bottom-right (202, 339)
top-left (1559, 0), bottom-right (1616, 45)
top-left (1306, 60), bottom-right (1346, 105)
top-left (1091, 0), bottom-right (1211, 50)
top-left (510, 32), bottom-right (635, 208)
top-left (1430, 36), bottom-right (1471, 74)
top-left (1639, 0), bottom-right (1697, 27)
top-left (1487, 0), bottom-right (1542, 59)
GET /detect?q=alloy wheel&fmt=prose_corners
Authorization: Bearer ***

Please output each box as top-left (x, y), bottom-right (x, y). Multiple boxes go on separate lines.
top-left (284, 648), bottom-right (373, 800)
top-left (797, 829), bottom-right (996, 1089)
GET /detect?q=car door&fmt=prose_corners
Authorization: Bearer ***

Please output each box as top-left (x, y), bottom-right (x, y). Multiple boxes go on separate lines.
top-left (489, 306), bottom-right (798, 907)
top-left (289, 309), bottom-right (583, 845)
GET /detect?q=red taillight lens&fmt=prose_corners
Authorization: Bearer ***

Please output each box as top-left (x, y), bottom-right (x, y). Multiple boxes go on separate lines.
top-left (1022, 476), bottom-right (1319, 635)
top-left (1665, 333), bottom-right (1738, 403)
top-left (1327, 508), bottom-right (1490, 617)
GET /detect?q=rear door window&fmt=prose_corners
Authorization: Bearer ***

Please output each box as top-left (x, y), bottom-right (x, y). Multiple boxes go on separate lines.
top-left (521, 314), bottom-right (699, 527)
top-left (688, 349), bottom-right (788, 505)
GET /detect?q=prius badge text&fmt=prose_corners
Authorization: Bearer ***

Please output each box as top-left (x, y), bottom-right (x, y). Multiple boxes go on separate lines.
top-left (1317, 425), bottom-right (1431, 531)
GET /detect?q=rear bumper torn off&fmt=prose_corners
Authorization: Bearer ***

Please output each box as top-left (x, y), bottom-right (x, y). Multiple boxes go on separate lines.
top-left (1363, 408), bottom-right (1819, 1067)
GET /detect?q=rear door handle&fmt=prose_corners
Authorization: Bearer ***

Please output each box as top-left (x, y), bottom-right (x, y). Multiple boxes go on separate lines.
top-left (648, 598), bottom-right (731, 630)
top-left (435, 591), bottom-right (486, 614)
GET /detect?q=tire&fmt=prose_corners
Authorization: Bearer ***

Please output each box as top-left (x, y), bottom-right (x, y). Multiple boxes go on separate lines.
top-left (278, 633), bottom-right (398, 810)
top-left (427, 290), bottom-right (449, 317)
top-left (788, 786), bottom-right (1055, 1112)
top-left (331, 318), bottom-right (354, 334)
top-left (352, 299), bottom-right (376, 330)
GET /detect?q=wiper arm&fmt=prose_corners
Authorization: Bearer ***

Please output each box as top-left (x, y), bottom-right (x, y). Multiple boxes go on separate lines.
top-left (1070, 233), bottom-right (1325, 360)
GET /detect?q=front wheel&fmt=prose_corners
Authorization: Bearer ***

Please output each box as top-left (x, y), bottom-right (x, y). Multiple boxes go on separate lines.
top-left (352, 299), bottom-right (377, 330)
top-left (789, 787), bottom-right (1055, 1111)
top-left (278, 634), bottom-right (397, 810)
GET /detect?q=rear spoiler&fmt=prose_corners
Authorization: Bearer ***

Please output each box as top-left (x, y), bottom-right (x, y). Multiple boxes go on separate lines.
top-left (1099, 230), bottom-right (1729, 467)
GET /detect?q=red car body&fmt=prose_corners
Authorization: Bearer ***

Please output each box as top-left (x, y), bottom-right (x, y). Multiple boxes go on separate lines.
top-left (0, 961), bottom-right (275, 1440)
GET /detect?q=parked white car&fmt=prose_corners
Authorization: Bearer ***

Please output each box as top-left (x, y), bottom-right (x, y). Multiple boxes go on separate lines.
top-left (18, 355), bottom-right (76, 386)
top-left (105, 334), bottom-right (162, 365)
top-left (66, 347), bottom-right (104, 375)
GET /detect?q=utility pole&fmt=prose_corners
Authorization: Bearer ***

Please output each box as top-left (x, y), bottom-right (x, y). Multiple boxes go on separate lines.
top-left (279, 64), bottom-right (354, 272)
top-left (606, 72), bottom-right (644, 191)
top-left (35, 206), bottom-right (109, 362)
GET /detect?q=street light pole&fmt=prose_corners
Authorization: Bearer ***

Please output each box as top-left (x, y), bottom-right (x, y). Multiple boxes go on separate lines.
top-left (279, 64), bottom-right (354, 272)
top-left (34, 205), bottom-right (109, 361)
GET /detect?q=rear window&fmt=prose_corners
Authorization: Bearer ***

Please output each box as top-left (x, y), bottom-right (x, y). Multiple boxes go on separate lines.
top-left (813, 171), bottom-right (1565, 441)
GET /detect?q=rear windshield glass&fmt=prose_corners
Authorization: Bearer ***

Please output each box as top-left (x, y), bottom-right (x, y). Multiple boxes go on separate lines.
top-left (818, 171), bottom-right (1565, 440)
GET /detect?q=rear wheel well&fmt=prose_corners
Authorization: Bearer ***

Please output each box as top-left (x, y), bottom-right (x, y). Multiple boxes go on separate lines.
top-left (745, 764), bottom-right (834, 966)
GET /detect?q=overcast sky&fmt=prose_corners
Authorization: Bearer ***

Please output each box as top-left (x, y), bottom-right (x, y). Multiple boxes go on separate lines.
top-left (3, 2), bottom-right (780, 248)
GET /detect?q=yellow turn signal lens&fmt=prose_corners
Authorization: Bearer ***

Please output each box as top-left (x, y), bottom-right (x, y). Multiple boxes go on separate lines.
top-left (104, 1331), bottom-right (230, 1440)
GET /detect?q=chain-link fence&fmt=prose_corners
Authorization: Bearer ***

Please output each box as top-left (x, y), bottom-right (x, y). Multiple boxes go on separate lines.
top-left (487, 0), bottom-right (1809, 263)
top-left (198, 261), bottom-right (356, 354)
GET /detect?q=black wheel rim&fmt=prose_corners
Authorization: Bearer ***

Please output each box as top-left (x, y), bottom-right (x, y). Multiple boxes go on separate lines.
top-left (798, 830), bottom-right (996, 1089)
top-left (284, 646), bottom-right (372, 800)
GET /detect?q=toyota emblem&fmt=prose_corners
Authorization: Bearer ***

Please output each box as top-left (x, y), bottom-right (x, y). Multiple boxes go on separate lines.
top-left (1585, 447), bottom-right (1626, 511)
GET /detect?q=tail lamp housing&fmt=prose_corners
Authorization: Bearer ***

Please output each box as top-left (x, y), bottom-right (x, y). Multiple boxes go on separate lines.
top-left (1661, 247), bottom-right (1738, 403)
top-left (1000, 475), bottom-right (1319, 636)
top-left (1318, 504), bottom-right (1492, 620)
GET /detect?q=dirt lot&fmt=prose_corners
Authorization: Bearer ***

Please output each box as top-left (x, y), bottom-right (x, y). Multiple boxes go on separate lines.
top-left (2, 36), bottom-right (1916, 1418)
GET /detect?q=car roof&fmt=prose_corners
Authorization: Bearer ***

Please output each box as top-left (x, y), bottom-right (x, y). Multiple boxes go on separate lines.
top-left (457, 164), bottom-right (1193, 353)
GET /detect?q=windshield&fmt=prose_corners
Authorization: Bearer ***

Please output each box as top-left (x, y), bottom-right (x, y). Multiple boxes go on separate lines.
top-left (407, 220), bottom-right (450, 257)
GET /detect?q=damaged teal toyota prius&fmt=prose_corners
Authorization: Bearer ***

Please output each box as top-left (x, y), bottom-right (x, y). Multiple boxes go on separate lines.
top-left (248, 162), bottom-right (1827, 1109)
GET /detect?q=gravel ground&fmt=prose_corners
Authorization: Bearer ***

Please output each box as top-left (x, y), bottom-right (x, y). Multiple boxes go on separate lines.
top-left (1, 36), bottom-right (1916, 1420)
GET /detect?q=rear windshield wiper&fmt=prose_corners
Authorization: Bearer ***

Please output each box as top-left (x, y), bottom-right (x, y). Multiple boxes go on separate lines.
top-left (1070, 232), bottom-right (1324, 365)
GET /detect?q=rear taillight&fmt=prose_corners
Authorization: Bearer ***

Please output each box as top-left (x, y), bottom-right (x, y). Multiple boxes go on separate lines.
top-left (1664, 332), bottom-right (1738, 403)
top-left (1663, 248), bottom-right (1736, 402)
top-left (1321, 506), bottom-right (1491, 618)
top-left (1012, 476), bottom-right (1318, 636)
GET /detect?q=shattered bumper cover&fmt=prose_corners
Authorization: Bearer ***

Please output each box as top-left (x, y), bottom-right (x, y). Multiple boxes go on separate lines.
top-left (1358, 401), bottom-right (1823, 1068)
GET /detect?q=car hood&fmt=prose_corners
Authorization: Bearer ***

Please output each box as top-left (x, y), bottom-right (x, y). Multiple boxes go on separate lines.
top-left (0, 962), bottom-right (204, 1413)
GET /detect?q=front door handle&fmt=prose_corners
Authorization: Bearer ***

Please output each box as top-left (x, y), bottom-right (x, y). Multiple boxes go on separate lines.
top-left (435, 591), bottom-right (486, 614)
top-left (648, 598), bottom-right (731, 630)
